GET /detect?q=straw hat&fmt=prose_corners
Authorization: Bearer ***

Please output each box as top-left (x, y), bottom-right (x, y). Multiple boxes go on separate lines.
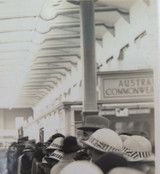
top-left (77, 116), bottom-right (110, 131)
top-left (108, 167), bottom-right (145, 174)
top-left (60, 161), bottom-right (103, 174)
top-left (46, 137), bottom-right (64, 150)
top-left (82, 128), bottom-right (122, 152)
top-left (48, 150), bottom-right (64, 161)
top-left (122, 135), bottom-right (154, 162)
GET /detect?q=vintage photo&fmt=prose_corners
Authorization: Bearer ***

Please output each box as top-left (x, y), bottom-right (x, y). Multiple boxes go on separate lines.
top-left (0, 0), bottom-right (159, 174)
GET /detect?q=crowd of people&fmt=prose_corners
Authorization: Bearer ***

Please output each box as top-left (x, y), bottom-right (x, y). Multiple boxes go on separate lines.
top-left (6, 115), bottom-right (155, 174)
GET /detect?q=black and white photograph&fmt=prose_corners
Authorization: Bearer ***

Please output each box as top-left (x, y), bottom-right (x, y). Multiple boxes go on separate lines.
top-left (0, 0), bottom-right (159, 174)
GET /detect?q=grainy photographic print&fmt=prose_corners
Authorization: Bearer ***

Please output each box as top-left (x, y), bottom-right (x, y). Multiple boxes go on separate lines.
top-left (0, 0), bottom-right (159, 174)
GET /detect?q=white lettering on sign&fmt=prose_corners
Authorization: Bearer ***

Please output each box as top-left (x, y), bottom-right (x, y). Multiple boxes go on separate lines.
top-left (103, 77), bottom-right (153, 98)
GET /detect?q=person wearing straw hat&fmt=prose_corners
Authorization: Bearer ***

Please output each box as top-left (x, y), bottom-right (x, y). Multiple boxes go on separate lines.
top-left (40, 137), bottom-right (65, 174)
top-left (46, 137), bottom-right (64, 153)
top-left (46, 133), bottom-right (65, 148)
top-left (45, 150), bottom-right (64, 166)
top-left (122, 135), bottom-right (155, 174)
top-left (77, 116), bottom-right (110, 161)
top-left (77, 115), bottom-right (110, 141)
top-left (50, 136), bottom-right (82, 174)
top-left (82, 128), bottom-right (123, 162)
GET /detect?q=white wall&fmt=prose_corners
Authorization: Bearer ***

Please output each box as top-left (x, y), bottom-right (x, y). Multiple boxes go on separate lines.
top-left (96, 0), bottom-right (154, 71)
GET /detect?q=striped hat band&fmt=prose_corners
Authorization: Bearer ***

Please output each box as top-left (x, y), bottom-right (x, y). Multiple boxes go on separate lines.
top-left (52, 153), bottom-right (63, 160)
top-left (48, 143), bottom-right (63, 150)
top-left (122, 146), bottom-right (152, 159)
top-left (88, 136), bottom-right (121, 152)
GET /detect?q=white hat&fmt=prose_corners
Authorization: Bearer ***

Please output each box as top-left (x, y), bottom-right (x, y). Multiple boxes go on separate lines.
top-left (122, 135), bottom-right (154, 162)
top-left (120, 134), bottom-right (130, 143)
top-left (49, 150), bottom-right (64, 161)
top-left (60, 161), bottom-right (103, 174)
top-left (42, 157), bottom-right (47, 164)
top-left (82, 128), bottom-right (122, 152)
top-left (108, 167), bottom-right (145, 174)
top-left (47, 137), bottom-right (64, 150)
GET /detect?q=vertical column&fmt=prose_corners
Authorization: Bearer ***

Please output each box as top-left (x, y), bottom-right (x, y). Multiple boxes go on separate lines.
top-left (64, 106), bottom-right (71, 136)
top-left (80, 0), bottom-right (98, 116)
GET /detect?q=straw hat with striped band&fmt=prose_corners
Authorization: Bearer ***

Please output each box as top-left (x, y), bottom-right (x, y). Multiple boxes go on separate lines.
top-left (50, 150), bottom-right (64, 161)
top-left (46, 137), bottom-right (64, 150)
top-left (82, 128), bottom-right (122, 153)
top-left (122, 135), bottom-right (154, 162)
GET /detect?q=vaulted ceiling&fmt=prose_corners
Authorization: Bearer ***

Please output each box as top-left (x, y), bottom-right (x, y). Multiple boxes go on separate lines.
top-left (0, 0), bottom-right (137, 108)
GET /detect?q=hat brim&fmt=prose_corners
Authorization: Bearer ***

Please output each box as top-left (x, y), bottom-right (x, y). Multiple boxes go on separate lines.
top-left (46, 147), bottom-right (56, 151)
top-left (77, 125), bottom-right (103, 131)
top-left (23, 149), bottom-right (33, 152)
top-left (124, 154), bottom-right (155, 162)
top-left (81, 140), bottom-right (104, 153)
top-left (45, 157), bottom-right (58, 163)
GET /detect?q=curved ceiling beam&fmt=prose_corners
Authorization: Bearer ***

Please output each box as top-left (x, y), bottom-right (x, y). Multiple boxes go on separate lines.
top-left (36, 54), bottom-right (80, 59)
top-left (31, 66), bottom-right (71, 72)
top-left (34, 60), bottom-right (77, 65)
top-left (27, 76), bottom-right (61, 81)
top-left (39, 7), bottom-right (129, 21)
top-left (40, 35), bottom-right (80, 44)
top-left (40, 45), bottom-right (80, 50)
top-left (28, 71), bottom-right (66, 76)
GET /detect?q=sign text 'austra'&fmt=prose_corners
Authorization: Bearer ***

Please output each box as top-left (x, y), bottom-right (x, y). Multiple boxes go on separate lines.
top-left (104, 78), bottom-right (153, 97)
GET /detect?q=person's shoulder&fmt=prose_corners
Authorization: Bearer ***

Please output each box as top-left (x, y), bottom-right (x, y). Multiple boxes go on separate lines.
top-left (50, 163), bottom-right (60, 174)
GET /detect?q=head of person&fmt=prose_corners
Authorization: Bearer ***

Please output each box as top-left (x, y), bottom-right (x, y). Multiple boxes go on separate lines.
top-left (82, 128), bottom-right (123, 162)
top-left (46, 136), bottom-right (64, 154)
top-left (62, 136), bottom-right (82, 158)
top-left (122, 135), bottom-right (155, 173)
top-left (77, 115), bottom-right (110, 140)
top-left (34, 145), bottom-right (45, 160)
top-left (95, 152), bottom-right (128, 173)
top-left (23, 145), bottom-right (34, 160)
top-left (74, 149), bottom-right (91, 161)
top-left (60, 161), bottom-right (103, 174)
top-left (108, 167), bottom-right (145, 174)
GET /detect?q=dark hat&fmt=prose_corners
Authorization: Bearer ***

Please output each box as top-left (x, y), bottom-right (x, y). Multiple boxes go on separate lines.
top-left (77, 116), bottom-right (110, 131)
top-left (62, 136), bottom-right (82, 153)
top-left (23, 144), bottom-right (34, 152)
top-left (18, 136), bottom-right (28, 143)
top-left (95, 152), bottom-right (128, 174)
